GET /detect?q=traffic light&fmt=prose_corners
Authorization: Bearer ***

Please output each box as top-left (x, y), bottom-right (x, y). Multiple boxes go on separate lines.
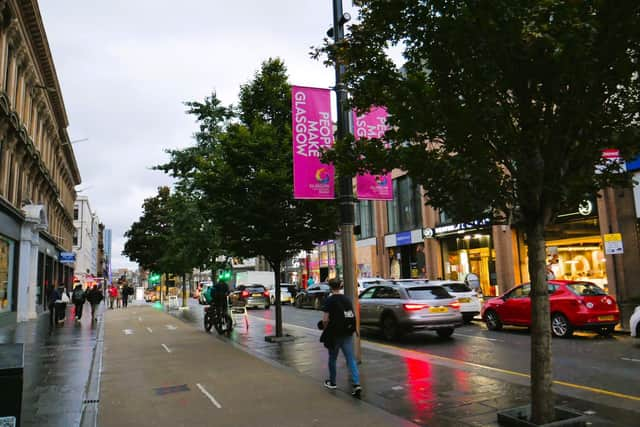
top-left (148, 272), bottom-right (161, 285)
top-left (219, 269), bottom-right (232, 281)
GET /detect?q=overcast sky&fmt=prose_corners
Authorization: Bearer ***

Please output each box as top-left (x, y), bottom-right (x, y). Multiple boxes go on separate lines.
top-left (39, 1), bottom-right (357, 270)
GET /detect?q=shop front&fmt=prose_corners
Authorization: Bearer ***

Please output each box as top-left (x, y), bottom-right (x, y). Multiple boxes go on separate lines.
top-left (0, 235), bottom-right (16, 314)
top-left (356, 237), bottom-right (377, 278)
top-left (516, 199), bottom-right (609, 292)
top-left (432, 219), bottom-right (498, 296)
top-left (384, 229), bottom-right (425, 279)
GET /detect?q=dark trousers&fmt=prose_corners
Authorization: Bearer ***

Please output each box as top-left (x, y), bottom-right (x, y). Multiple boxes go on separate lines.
top-left (54, 302), bottom-right (67, 323)
top-left (74, 302), bottom-right (84, 319)
top-left (122, 295), bottom-right (128, 308)
top-left (90, 303), bottom-right (98, 321)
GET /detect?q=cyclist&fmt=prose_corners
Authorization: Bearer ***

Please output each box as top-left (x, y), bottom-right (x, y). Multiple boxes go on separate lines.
top-left (213, 279), bottom-right (229, 315)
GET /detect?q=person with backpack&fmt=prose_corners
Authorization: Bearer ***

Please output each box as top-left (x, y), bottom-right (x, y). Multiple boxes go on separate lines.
top-left (319, 278), bottom-right (361, 398)
top-left (85, 285), bottom-right (104, 322)
top-left (72, 283), bottom-right (86, 321)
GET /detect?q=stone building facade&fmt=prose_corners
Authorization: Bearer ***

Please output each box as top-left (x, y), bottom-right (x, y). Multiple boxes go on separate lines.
top-left (0, 0), bottom-right (81, 323)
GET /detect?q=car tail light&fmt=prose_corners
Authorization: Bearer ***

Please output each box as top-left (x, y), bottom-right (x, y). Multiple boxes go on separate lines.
top-left (241, 290), bottom-right (249, 298)
top-left (449, 301), bottom-right (461, 310)
top-left (403, 303), bottom-right (430, 311)
top-left (263, 291), bottom-right (269, 297)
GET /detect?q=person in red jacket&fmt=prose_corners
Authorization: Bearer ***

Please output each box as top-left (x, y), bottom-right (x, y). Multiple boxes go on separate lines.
top-left (108, 284), bottom-right (118, 309)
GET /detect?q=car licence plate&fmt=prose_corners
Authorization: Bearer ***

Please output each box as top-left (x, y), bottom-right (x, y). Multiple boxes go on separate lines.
top-left (429, 307), bottom-right (448, 313)
top-left (598, 315), bottom-right (614, 321)
top-left (252, 293), bottom-right (262, 297)
top-left (458, 298), bottom-right (471, 303)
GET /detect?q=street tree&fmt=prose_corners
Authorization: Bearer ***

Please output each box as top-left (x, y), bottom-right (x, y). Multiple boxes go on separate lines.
top-left (123, 186), bottom-right (173, 274)
top-left (321, 1), bottom-right (640, 423)
top-left (159, 58), bottom-right (339, 338)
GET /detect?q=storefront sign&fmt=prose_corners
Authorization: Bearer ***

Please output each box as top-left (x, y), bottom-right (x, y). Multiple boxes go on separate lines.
top-left (557, 198), bottom-right (598, 220)
top-left (604, 233), bottom-right (624, 255)
top-left (596, 149), bottom-right (626, 174)
top-left (434, 218), bottom-right (491, 237)
top-left (422, 228), bottom-right (435, 239)
top-left (59, 252), bottom-right (76, 263)
top-left (352, 106), bottom-right (393, 200)
top-left (292, 86), bottom-right (335, 199)
top-left (384, 229), bottom-right (424, 247)
top-left (396, 231), bottom-right (412, 246)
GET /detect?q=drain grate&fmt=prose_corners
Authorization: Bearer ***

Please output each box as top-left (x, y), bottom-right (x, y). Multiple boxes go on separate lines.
top-left (83, 399), bottom-right (100, 404)
top-left (154, 384), bottom-right (190, 396)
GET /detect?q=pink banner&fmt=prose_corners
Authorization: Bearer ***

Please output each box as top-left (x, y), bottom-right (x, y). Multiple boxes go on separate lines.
top-left (353, 106), bottom-right (392, 200)
top-left (292, 86), bottom-right (335, 199)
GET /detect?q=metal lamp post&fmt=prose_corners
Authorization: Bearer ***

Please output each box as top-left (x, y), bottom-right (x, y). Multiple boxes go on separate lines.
top-left (331, 0), bottom-right (361, 360)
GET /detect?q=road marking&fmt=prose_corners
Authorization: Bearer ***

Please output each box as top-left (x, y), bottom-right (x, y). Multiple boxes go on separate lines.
top-left (621, 357), bottom-right (640, 363)
top-left (247, 314), bottom-right (640, 402)
top-left (146, 327), bottom-right (153, 334)
top-left (166, 324), bottom-right (177, 330)
top-left (138, 316), bottom-right (142, 322)
top-left (122, 329), bottom-right (134, 335)
top-left (454, 333), bottom-right (501, 342)
top-left (196, 383), bottom-right (221, 408)
top-left (161, 344), bottom-right (172, 353)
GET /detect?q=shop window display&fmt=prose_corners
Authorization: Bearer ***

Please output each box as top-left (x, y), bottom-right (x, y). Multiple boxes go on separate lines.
top-left (442, 234), bottom-right (497, 296)
top-left (0, 238), bottom-right (13, 312)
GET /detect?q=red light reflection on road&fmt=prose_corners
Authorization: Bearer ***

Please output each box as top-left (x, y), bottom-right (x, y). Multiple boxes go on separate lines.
top-left (263, 322), bottom-right (273, 335)
top-left (404, 356), bottom-right (434, 416)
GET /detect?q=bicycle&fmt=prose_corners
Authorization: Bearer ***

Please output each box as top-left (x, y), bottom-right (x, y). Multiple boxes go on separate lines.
top-left (204, 297), bottom-right (233, 335)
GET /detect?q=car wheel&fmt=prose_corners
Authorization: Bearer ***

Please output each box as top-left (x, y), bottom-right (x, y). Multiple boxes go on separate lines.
top-left (436, 328), bottom-right (454, 339)
top-left (313, 298), bottom-right (321, 310)
top-left (551, 313), bottom-right (573, 338)
top-left (381, 314), bottom-right (400, 341)
top-left (597, 326), bottom-right (614, 337)
top-left (484, 310), bottom-right (503, 331)
top-left (203, 313), bottom-right (213, 333)
top-left (636, 323), bottom-right (640, 339)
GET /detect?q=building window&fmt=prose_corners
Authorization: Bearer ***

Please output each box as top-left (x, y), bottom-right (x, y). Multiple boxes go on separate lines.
top-left (73, 228), bottom-right (78, 246)
top-left (355, 200), bottom-right (376, 238)
top-left (73, 206), bottom-right (78, 220)
top-left (387, 176), bottom-right (423, 233)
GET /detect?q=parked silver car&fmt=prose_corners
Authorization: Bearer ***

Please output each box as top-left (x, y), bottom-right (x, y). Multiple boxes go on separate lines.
top-left (359, 282), bottom-right (463, 340)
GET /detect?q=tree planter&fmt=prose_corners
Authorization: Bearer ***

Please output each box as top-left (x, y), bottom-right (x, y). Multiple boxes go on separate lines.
top-left (497, 405), bottom-right (589, 427)
top-left (265, 334), bottom-right (295, 343)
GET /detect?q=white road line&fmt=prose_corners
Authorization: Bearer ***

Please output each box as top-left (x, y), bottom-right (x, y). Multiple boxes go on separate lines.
top-left (122, 329), bottom-right (134, 335)
top-left (621, 357), bottom-right (640, 363)
top-left (161, 344), bottom-right (172, 353)
top-left (166, 324), bottom-right (177, 330)
top-left (196, 383), bottom-right (222, 408)
top-left (454, 333), bottom-right (501, 342)
top-left (146, 327), bottom-right (153, 334)
top-left (138, 316), bottom-right (142, 322)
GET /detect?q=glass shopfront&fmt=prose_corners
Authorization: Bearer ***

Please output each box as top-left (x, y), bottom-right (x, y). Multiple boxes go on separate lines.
top-left (517, 217), bottom-right (609, 292)
top-left (441, 232), bottom-right (497, 296)
top-left (0, 236), bottom-right (15, 313)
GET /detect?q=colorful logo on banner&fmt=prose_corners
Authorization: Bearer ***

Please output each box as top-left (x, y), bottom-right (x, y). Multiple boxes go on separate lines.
top-left (292, 86), bottom-right (335, 199)
top-left (352, 106), bottom-right (392, 200)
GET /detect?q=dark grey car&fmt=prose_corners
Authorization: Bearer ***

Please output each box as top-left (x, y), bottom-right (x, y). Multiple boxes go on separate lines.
top-left (359, 283), bottom-right (463, 340)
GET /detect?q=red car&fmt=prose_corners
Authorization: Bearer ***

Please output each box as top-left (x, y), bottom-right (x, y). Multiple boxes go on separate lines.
top-left (481, 280), bottom-right (619, 337)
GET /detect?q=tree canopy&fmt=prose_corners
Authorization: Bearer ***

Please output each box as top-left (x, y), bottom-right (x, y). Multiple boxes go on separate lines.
top-left (321, 1), bottom-right (640, 423)
top-left (157, 58), bottom-right (339, 336)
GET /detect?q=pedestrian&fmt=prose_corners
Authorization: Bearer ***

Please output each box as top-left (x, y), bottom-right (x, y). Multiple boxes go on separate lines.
top-left (108, 284), bottom-right (118, 309)
top-left (319, 278), bottom-right (361, 398)
top-left (122, 283), bottom-right (130, 308)
top-left (116, 285), bottom-right (123, 308)
top-left (55, 284), bottom-right (70, 325)
top-left (85, 285), bottom-right (104, 322)
top-left (71, 283), bottom-right (86, 321)
top-left (48, 285), bottom-right (60, 328)
top-left (415, 244), bottom-right (426, 278)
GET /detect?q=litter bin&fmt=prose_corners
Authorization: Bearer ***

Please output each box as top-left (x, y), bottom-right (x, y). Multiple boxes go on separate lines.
top-left (0, 343), bottom-right (23, 427)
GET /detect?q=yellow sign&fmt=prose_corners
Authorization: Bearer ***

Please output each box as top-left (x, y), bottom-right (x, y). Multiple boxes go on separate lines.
top-left (603, 233), bottom-right (623, 255)
top-left (604, 233), bottom-right (622, 242)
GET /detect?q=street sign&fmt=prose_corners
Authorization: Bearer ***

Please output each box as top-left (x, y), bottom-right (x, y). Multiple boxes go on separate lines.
top-left (59, 252), bottom-right (75, 263)
top-left (604, 233), bottom-right (624, 255)
top-left (596, 149), bottom-right (626, 174)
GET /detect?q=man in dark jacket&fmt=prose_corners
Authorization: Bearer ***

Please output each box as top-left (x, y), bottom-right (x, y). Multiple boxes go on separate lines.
top-left (48, 286), bottom-right (60, 328)
top-left (320, 278), bottom-right (361, 397)
top-left (72, 284), bottom-right (86, 320)
top-left (85, 285), bottom-right (104, 322)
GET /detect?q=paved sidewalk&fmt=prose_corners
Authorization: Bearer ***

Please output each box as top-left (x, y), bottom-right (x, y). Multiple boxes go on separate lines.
top-left (169, 303), bottom-right (639, 427)
top-left (99, 306), bottom-right (415, 427)
top-left (0, 302), bottom-right (105, 427)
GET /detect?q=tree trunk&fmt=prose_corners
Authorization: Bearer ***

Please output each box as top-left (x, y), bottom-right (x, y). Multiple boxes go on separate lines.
top-left (526, 220), bottom-right (554, 424)
top-left (272, 260), bottom-right (283, 337)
